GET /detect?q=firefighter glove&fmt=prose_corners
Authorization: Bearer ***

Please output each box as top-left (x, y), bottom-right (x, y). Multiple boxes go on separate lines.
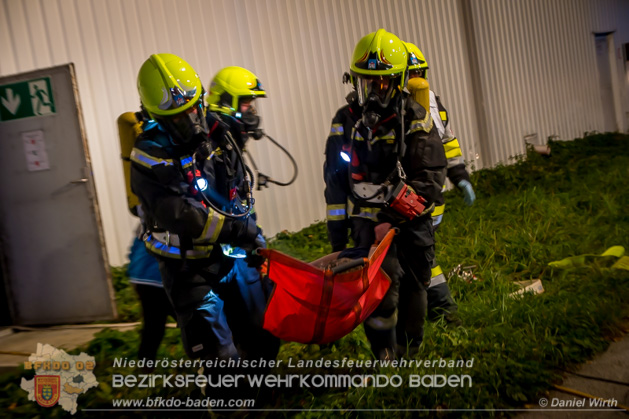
top-left (245, 233), bottom-right (267, 269)
top-left (457, 180), bottom-right (476, 206)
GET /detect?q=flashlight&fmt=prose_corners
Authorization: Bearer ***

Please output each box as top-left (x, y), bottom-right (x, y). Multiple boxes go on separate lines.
top-left (221, 244), bottom-right (247, 258)
top-left (196, 177), bottom-right (208, 191)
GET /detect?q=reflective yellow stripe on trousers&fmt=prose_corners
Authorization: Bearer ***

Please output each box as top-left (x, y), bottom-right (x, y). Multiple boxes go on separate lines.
top-left (429, 265), bottom-right (447, 288)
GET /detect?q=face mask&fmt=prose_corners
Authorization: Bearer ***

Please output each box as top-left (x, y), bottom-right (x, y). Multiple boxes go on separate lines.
top-left (241, 110), bottom-right (261, 132)
top-left (360, 98), bottom-right (401, 131)
top-left (161, 102), bottom-right (209, 145)
top-left (237, 107), bottom-right (263, 140)
top-left (356, 75), bottom-right (397, 108)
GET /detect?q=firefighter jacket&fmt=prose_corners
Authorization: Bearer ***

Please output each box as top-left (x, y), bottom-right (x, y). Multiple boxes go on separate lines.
top-left (324, 96), bottom-right (447, 251)
top-left (429, 90), bottom-right (472, 213)
top-left (130, 119), bottom-right (259, 260)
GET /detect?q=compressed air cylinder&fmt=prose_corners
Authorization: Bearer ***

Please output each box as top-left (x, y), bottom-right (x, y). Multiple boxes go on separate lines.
top-left (407, 77), bottom-right (430, 112)
top-left (117, 112), bottom-right (143, 215)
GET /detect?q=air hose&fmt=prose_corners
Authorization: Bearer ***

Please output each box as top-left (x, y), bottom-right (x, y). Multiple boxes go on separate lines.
top-left (244, 132), bottom-right (298, 190)
top-left (191, 130), bottom-right (254, 219)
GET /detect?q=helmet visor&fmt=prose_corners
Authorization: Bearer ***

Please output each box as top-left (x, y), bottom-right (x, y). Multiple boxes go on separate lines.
top-left (356, 75), bottom-right (399, 108)
top-left (237, 98), bottom-right (262, 137)
top-left (158, 101), bottom-right (209, 144)
top-left (238, 97), bottom-right (257, 114)
top-left (408, 68), bottom-right (427, 79)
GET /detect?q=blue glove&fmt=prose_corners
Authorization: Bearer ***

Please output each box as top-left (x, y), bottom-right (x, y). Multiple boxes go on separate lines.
top-left (457, 180), bottom-right (476, 206)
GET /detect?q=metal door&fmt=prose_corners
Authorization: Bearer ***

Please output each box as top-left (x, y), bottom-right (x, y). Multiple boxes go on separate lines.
top-left (0, 64), bottom-right (116, 325)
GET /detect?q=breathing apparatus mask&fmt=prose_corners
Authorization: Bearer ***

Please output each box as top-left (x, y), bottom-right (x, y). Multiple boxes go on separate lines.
top-left (355, 75), bottom-right (398, 107)
top-left (235, 98), bottom-right (264, 140)
top-left (355, 74), bottom-right (402, 130)
top-left (212, 96), bottom-right (298, 191)
top-left (157, 99), bottom-right (209, 146)
top-left (361, 107), bottom-right (382, 131)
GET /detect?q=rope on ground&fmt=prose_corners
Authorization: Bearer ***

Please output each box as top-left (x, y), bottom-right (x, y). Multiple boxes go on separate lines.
top-left (560, 369), bottom-right (629, 387)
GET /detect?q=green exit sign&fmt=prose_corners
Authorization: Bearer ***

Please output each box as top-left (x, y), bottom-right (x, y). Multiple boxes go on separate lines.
top-left (0, 77), bottom-right (56, 122)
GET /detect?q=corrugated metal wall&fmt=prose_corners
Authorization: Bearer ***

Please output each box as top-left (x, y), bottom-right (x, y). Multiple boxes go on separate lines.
top-left (1, 0), bottom-right (627, 265)
top-left (469, 0), bottom-right (629, 166)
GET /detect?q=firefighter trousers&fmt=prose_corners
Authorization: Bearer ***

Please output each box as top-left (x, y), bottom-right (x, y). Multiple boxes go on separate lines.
top-left (156, 252), bottom-right (279, 362)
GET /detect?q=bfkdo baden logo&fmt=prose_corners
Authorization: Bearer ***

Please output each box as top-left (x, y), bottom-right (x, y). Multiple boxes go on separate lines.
top-left (34, 375), bottom-right (61, 407)
top-left (20, 343), bottom-right (98, 415)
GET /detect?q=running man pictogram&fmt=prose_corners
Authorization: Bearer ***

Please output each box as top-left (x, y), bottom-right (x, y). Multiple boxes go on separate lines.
top-left (29, 81), bottom-right (54, 115)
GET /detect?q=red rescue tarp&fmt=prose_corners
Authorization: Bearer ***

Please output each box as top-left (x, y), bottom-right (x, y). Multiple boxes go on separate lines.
top-left (257, 230), bottom-right (394, 344)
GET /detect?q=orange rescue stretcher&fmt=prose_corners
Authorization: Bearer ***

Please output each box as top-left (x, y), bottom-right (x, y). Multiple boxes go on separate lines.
top-left (256, 230), bottom-right (395, 344)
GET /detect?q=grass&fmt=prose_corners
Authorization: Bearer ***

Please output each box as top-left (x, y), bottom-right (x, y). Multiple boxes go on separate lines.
top-left (1, 133), bottom-right (628, 417)
top-left (110, 266), bottom-right (142, 323)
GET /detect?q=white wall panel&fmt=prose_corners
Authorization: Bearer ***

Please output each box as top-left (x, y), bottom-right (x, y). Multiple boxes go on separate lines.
top-left (0, 1), bottom-right (17, 75)
top-left (1, 0), bottom-right (626, 265)
top-left (470, 0), bottom-right (629, 166)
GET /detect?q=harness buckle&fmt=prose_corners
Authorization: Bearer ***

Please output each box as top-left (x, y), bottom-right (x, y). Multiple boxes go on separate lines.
top-left (396, 161), bottom-right (406, 181)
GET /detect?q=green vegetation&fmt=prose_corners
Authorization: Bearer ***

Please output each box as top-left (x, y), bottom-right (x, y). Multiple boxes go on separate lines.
top-left (1, 133), bottom-right (628, 417)
top-left (110, 266), bottom-right (142, 323)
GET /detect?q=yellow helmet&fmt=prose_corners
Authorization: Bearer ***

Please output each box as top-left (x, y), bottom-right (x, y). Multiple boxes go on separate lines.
top-left (404, 42), bottom-right (429, 79)
top-left (349, 29), bottom-right (408, 108)
top-left (137, 53), bottom-right (208, 144)
top-left (207, 66), bottom-right (266, 115)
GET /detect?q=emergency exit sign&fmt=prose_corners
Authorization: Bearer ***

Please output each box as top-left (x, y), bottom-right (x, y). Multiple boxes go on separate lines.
top-left (0, 77), bottom-right (56, 122)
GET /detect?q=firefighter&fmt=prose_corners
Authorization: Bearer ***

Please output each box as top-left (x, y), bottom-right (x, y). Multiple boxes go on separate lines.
top-left (206, 65), bottom-right (299, 193)
top-left (203, 65), bottom-right (281, 359)
top-left (405, 42), bottom-right (476, 325)
top-left (206, 66), bottom-right (266, 148)
top-left (130, 53), bottom-right (278, 364)
top-left (324, 30), bottom-right (447, 358)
